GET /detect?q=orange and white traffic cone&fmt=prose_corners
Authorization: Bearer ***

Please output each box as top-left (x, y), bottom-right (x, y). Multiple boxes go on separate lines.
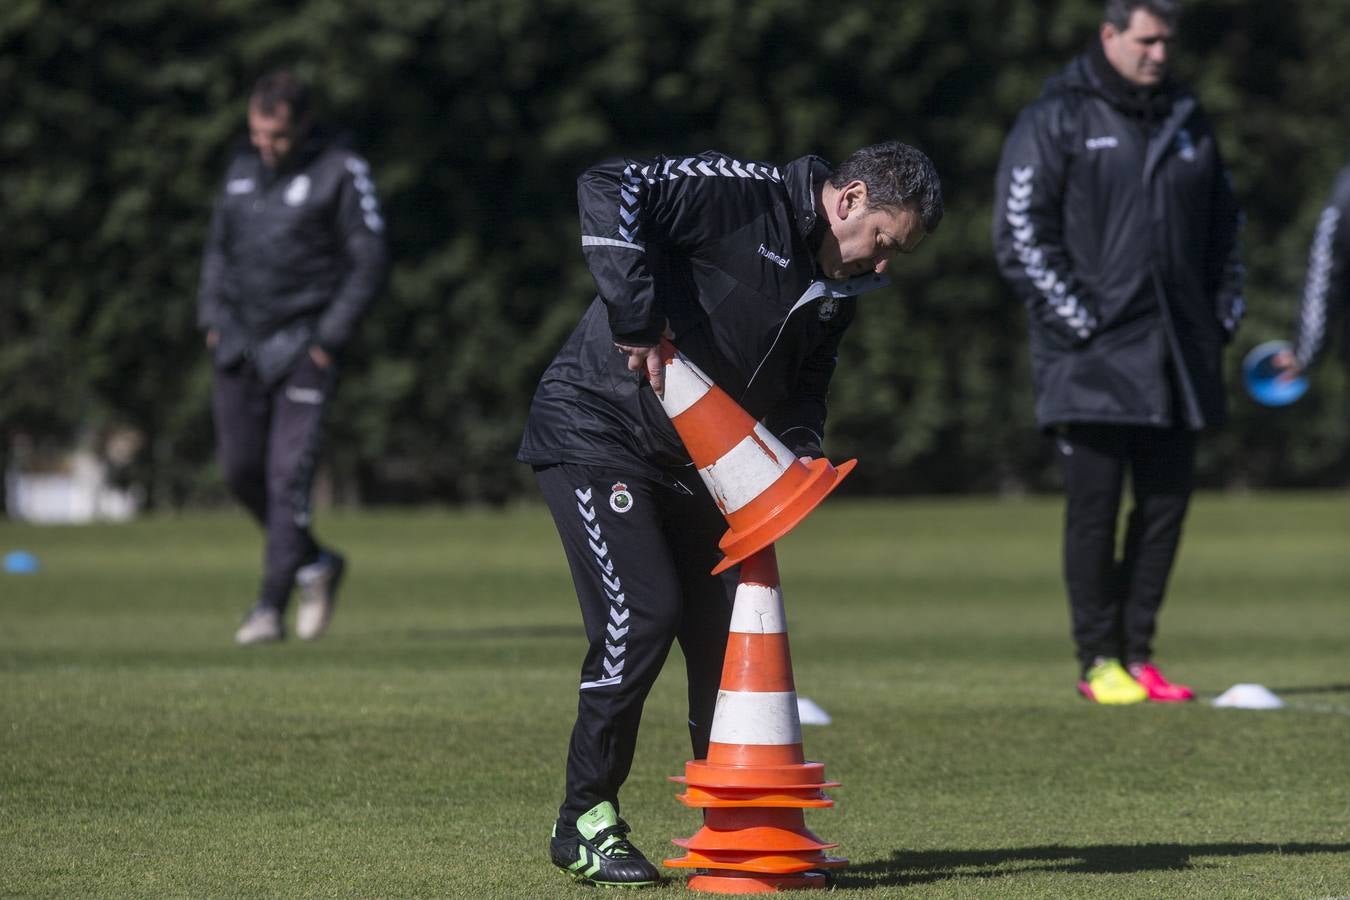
top-left (665, 546), bottom-right (844, 893)
top-left (655, 338), bottom-right (854, 574)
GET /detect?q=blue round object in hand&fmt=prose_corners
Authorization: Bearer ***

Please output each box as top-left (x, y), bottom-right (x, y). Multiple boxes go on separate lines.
top-left (1243, 340), bottom-right (1308, 407)
top-left (4, 550), bottom-right (39, 574)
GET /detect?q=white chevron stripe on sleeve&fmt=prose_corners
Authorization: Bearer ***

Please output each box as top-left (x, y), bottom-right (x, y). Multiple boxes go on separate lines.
top-left (636, 156), bottom-right (783, 185)
top-left (582, 235), bottom-right (644, 251)
top-left (1004, 165), bottom-right (1096, 339)
top-left (1296, 206), bottom-right (1338, 367)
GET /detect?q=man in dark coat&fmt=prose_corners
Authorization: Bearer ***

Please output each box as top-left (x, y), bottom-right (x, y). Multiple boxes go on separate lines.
top-left (992, 0), bottom-right (1244, 704)
top-left (197, 70), bottom-right (387, 645)
top-left (521, 141), bottom-right (941, 885)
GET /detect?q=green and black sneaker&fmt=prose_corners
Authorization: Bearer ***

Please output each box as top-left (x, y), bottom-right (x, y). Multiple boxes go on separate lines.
top-left (549, 801), bottom-right (662, 887)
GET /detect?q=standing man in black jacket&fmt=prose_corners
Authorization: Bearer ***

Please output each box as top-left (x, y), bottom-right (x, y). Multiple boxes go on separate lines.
top-left (520, 141), bottom-right (942, 886)
top-left (198, 70), bottom-right (387, 645)
top-left (993, 0), bottom-right (1244, 704)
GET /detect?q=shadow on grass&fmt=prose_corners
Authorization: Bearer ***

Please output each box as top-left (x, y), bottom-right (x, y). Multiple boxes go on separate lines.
top-left (1269, 683), bottom-right (1350, 696)
top-left (838, 842), bottom-right (1350, 888)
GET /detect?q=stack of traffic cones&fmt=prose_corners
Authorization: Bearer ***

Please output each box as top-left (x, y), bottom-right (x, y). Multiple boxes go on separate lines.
top-left (652, 340), bottom-right (849, 892)
top-left (664, 546), bottom-right (844, 892)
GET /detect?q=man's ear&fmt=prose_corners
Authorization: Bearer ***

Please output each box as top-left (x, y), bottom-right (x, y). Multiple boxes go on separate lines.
top-left (836, 180), bottom-right (868, 219)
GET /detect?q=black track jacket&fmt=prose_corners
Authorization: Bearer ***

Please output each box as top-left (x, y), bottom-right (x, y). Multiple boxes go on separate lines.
top-left (518, 152), bottom-right (888, 476)
top-left (993, 53), bottom-right (1244, 431)
top-left (197, 129), bottom-right (388, 384)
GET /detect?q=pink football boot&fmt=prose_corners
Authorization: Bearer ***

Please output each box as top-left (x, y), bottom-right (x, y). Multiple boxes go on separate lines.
top-left (1128, 662), bottom-right (1195, 702)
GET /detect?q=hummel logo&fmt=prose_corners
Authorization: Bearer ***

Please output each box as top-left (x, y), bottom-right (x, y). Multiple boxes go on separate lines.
top-left (1085, 136), bottom-right (1119, 150)
top-left (758, 243), bottom-right (789, 269)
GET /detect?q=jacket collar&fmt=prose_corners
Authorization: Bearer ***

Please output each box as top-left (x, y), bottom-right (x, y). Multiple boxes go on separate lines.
top-left (783, 155), bottom-right (833, 261)
top-left (252, 125), bottom-right (346, 183)
top-left (1043, 51), bottom-right (1199, 181)
top-left (1048, 51), bottom-right (1188, 127)
top-left (1083, 40), bottom-right (1176, 123)
top-left (782, 155), bottom-right (891, 296)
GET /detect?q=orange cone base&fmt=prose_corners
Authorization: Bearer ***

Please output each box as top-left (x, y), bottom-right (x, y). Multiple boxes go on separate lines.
top-left (664, 850), bottom-right (848, 875)
top-left (671, 823), bottom-right (835, 855)
top-left (679, 758), bottom-right (834, 789)
top-left (674, 786), bottom-right (834, 808)
top-left (666, 807), bottom-right (844, 879)
top-left (711, 458), bottom-right (856, 574)
top-left (683, 870), bottom-right (831, 893)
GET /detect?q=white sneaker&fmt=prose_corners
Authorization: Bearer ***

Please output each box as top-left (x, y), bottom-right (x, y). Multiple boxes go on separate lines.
top-left (235, 607), bottom-right (283, 645)
top-left (295, 551), bottom-right (345, 641)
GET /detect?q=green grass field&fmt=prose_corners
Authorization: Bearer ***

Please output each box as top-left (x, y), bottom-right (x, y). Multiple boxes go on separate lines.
top-left (2, 494), bottom-right (1348, 898)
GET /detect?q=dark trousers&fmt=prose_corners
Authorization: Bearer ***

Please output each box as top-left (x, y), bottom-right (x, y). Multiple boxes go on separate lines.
top-left (535, 463), bottom-right (737, 831)
top-left (212, 355), bottom-right (336, 611)
top-left (1054, 423), bottom-right (1196, 672)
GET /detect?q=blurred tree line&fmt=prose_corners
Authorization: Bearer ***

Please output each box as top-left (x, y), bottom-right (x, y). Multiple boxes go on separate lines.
top-left (3, 0), bottom-right (1347, 509)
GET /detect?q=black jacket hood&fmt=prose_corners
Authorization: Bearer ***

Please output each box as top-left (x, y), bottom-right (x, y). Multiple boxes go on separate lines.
top-left (1045, 48), bottom-right (1184, 126)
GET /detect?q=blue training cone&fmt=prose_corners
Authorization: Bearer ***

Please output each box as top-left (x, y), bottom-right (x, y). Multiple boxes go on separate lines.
top-left (4, 550), bottom-right (39, 574)
top-left (1243, 340), bottom-right (1308, 407)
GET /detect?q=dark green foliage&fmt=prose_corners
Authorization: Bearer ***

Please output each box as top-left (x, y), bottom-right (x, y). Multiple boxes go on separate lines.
top-left (4, 0), bottom-right (1347, 506)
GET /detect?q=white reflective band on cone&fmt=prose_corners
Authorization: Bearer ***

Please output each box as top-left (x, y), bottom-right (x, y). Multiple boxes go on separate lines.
top-left (728, 584), bottom-right (787, 634)
top-left (709, 690), bottom-right (802, 745)
top-left (699, 425), bottom-right (794, 513)
top-left (660, 354), bottom-right (712, 418)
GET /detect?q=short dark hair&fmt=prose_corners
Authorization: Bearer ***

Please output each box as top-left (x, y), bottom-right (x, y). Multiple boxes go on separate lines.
top-left (830, 140), bottom-right (944, 234)
top-left (1104, 0), bottom-right (1180, 29)
top-left (250, 69), bottom-right (310, 121)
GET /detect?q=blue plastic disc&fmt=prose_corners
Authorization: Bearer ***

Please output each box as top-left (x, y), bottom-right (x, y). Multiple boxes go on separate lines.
top-left (1243, 340), bottom-right (1309, 407)
top-left (3, 550), bottom-right (39, 574)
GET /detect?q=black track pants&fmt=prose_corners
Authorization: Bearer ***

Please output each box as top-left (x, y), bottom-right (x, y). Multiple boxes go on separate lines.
top-left (212, 356), bottom-right (336, 611)
top-left (535, 463), bottom-right (737, 830)
top-left (1054, 423), bottom-right (1196, 671)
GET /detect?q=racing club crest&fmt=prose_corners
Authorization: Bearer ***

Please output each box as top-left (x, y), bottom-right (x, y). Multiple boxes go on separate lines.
top-left (284, 174), bottom-right (311, 206)
top-left (609, 482), bottom-right (634, 514)
top-left (818, 297), bottom-right (839, 321)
